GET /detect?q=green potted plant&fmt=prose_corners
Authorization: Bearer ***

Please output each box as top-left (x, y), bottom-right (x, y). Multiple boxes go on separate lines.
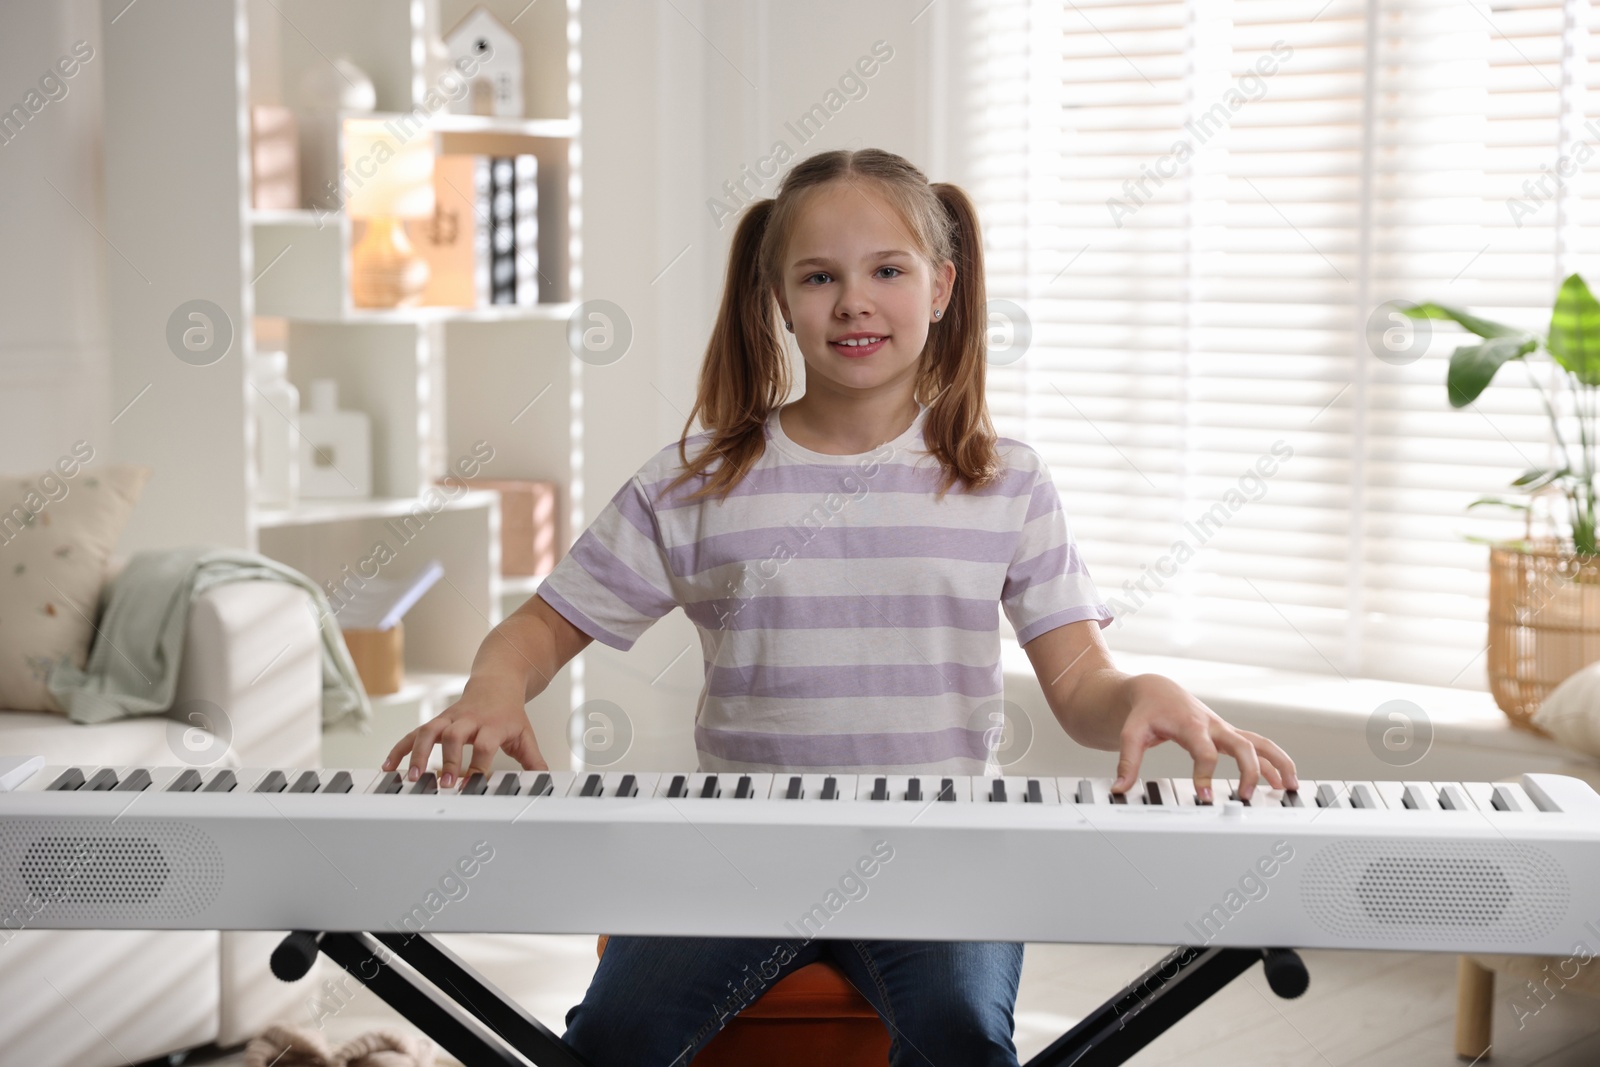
top-left (1402, 274), bottom-right (1600, 733)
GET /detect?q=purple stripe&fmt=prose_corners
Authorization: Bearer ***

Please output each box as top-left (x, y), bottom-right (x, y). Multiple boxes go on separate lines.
top-left (684, 594), bottom-right (998, 632)
top-left (705, 661), bottom-right (1000, 699)
top-left (1025, 474), bottom-right (1061, 523)
top-left (564, 532), bottom-right (677, 621)
top-left (645, 461), bottom-right (1034, 509)
top-left (609, 479), bottom-right (663, 546)
top-left (668, 524), bottom-right (1017, 577)
top-left (535, 587), bottom-right (632, 651)
top-left (695, 722), bottom-right (993, 766)
top-left (1014, 605), bottom-right (1115, 645)
top-left (1002, 542), bottom-right (1084, 601)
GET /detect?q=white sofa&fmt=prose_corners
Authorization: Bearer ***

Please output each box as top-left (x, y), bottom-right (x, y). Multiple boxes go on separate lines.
top-left (0, 574), bottom-right (328, 1067)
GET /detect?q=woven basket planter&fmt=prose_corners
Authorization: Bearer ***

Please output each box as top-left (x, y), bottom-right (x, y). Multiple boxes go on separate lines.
top-left (1486, 536), bottom-right (1600, 736)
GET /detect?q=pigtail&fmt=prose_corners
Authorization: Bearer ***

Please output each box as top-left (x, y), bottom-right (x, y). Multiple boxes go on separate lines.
top-left (919, 183), bottom-right (1002, 500)
top-left (666, 199), bottom-right (793, 504)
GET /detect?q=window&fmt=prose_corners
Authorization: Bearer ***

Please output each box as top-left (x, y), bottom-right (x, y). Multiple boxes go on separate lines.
top-left (957, 0), bottom-right (1587, 688)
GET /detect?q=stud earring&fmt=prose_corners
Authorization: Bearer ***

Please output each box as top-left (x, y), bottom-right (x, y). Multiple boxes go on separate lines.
top-left (784, 321), bottom-right (792, 331)
top-left (933, 309), bottom-right (942, 320)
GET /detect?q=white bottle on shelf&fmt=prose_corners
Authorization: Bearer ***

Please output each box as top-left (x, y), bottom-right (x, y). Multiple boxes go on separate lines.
top-left (250, 349), bottom-right (299, 507)
top-left (299, 379), bottom-right (372, 498)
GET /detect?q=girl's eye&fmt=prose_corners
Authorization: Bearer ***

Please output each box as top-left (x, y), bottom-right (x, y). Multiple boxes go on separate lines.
top-left (878, 266), bottom-right (903, 279)
top-left (803, 266), bottom-right (905, 284)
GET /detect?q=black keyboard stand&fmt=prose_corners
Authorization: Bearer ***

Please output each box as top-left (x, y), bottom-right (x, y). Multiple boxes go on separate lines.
top-left (1023, 944), bottom-right (1309, 1067)
top-left (271, 930), bottom-right (593, 1067)
top-left (272, 931), bottom-right (1304, 1067)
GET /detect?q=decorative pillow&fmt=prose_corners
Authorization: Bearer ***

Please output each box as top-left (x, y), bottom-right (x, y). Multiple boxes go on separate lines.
top-left (1531, 660), bottom-right (1600, 761)
top-left (0, 462), bottom-right (151, 712)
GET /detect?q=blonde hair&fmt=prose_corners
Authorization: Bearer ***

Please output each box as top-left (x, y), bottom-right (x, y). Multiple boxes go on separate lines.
top-left (662, 148), bottom-right (1002, 504)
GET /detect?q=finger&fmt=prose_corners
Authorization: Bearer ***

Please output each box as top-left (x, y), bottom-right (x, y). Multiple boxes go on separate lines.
top-left (1217, 728), bottom-right (1263, 800)
top-left (438, 718), bottom-right (479, 788)
top-left (381, 729), bottom-right (417, 772)
top-left (1111, 728), bottom-right (1148, 794)
top-left (1238, 730), bottom-right (1298, 792)
top-left (506, 722), bottom-right (549, 772)
top-left (1187, 731), bottom-right (1220, 804)
top-left (464, 735), bottom-right (502, 782)
top-left (406, 717), bottom-right (448, 780)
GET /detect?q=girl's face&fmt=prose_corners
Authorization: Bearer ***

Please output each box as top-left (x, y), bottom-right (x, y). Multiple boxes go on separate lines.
top-left (773, 182), bottom-right (954, 401)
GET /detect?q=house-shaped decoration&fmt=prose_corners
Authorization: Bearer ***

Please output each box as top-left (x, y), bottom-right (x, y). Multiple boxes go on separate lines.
top-left (444, 5), bottom-right (524, 118)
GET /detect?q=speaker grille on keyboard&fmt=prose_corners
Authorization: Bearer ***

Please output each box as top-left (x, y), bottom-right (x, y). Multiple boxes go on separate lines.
top-left (0, 820), bottom-right (223, 922)
top-left (1302, 839), bottom-right (1567, 944)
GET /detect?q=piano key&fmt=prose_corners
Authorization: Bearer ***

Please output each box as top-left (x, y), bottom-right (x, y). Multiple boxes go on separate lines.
top-left (530, 772), bottom-right (554, 797)
top-left (491, 772), bottom-right (521, 796)
top-left (459, 772), bottom-right (487, 795)
top-left (1400, 782), bottom-right (1439, 810)
top-left (1437, 783), bottom-right (1473, 811)
top-left (84, 768), bottom-right (118, 791)
top-left (376, 771), bottom-right (405, 795)
top-left (167, 769), bottom-right (203, 792)
top-left (1492, 784), bottom-right (1532, 812)
top-left (579, 773), bottom-right (603, 797)
top-left (785, 775), bottom-right (802, 800)
top-left (203, 769), bottom-right (237, 793)
top-left (871, 777), bottom-right (888, 801)
top-left (937, 778), bottom-right (956, 802)
top-left (1348, 782), bottom-right (1384, 809)
top-left (820, 776), bottom-right (838, 801)
top-left (618, 774), bottom-right (639, 798)
top-left (1111, 778), bottom-right (1144, 805)
top-left (48, 767), bottom-right (86, 791)
top-left (410, 772), bottom-right (438, 794)
top-left (700, 775), bottom-right (721, 799)
top-left (1282, 787), bottom-right (1305, 808)
top-left (905, 777), bottom-right (921, 802)
top-left (1027, 779), bottom-right (1043, 804)
top-left (989, 779), bottom-right (1007, 803)
top-left (113, 768), bottom-right (153, 793)
top-left (323, 771), bottom-right (354, 795)
top-left (734, 775), bottom-right (752, 799)
top-left (289, 770), bottom-right (320, 794)
top-left (667, 774), bottom-right (688, 799)
top-left (1224, 780), bottom-right (1250, 806)
top-left (1373, 781), bottom-right (1407, 811)
top-left (1144, 780), bottom-right (1163, 805)
top-left (1314, 782), bottom-right (1345, 808)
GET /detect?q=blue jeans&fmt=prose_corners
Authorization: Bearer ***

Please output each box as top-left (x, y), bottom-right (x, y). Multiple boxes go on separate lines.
top-left (561, 934), bottom-right (1023, 1067)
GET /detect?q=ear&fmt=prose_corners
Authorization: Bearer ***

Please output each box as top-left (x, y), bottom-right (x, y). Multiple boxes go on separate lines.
top-left (936, 258), bottom-right (956, 309)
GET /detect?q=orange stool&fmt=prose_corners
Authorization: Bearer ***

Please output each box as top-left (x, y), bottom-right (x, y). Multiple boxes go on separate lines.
top-left (595, 935), bottom-right (890, 1065)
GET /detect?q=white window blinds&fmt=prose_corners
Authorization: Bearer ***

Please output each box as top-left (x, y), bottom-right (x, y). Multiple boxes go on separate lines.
top-left (959, 0), bottom-right (1587, 688)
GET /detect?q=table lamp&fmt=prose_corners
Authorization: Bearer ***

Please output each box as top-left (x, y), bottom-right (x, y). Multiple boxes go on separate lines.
top-left (344, 119), bottom-right (436, 308)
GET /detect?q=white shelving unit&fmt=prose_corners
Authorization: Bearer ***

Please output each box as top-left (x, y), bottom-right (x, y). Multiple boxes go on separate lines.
top-left (102, 0), bottom-right (583, 767)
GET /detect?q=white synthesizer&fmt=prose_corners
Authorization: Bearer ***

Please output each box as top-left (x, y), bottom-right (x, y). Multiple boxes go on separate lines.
top-left (2, 757), bottom-right (1597, 955)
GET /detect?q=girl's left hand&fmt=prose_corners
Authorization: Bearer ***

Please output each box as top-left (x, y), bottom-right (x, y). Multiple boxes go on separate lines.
top-left (1110, 674), bottom-right (1299, 804)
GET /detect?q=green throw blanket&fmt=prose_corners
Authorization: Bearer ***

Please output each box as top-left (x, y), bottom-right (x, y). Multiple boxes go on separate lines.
top-left (47, 546), bottom-right (372, 731)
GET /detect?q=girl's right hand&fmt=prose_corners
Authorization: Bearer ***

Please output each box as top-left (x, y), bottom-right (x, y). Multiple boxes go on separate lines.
top-left (380, 681), bottom-right (549, 788)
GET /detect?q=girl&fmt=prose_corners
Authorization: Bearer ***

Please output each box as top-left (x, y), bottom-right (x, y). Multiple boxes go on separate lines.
top-left (383, 148), bottom-right (1299, 1066)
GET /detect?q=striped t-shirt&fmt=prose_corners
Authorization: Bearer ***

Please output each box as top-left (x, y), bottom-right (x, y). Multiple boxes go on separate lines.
top-left (535, 400), bottom-right (1114, 775)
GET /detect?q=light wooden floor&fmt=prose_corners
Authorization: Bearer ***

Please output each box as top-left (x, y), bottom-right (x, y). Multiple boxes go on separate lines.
top-left (169, 935), bottom-right (1600, 1067)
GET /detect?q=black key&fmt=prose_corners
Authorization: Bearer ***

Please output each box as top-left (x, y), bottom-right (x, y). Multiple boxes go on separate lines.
top-left (376, 772), bottom-right (405, 795)
top-left (1026, 779), bottom-right (1043, 804)
top-left (324, 771), bottom-right (354, 794)
top-left (1350, 784), bottom-right (1375, 809)
top-left (168, 769), bottom-right (203, 793)
top-left (255, 770), bottom-right (288, 793)
top-left (460, 772), bottom-right (487, 795)
top-left (1491, 786), bottom-right (1521, 812)
top-left (990, 779), bottom-right (1007, 803)
top-left (1227, 788), bottom-right (1248, 807)
top-left (48, 768), bottom-right (85, 791)
top-left (113, 769), bottom-right (152, 793)
top-left (1076, 780), bottom-right (1095, 804)
top-left (905, 777), bottom-right (922, 802)
top-left (618, 774), bottom-right (638, 798)
top-left (85, 768), bottom-right (118, 791)
top-left (1111, 786), bottom-right (1128, 804)
top-left (289, 771), bottom-right (320, 793)
top-left (871, 777), bottom-right (888, 801)
top-left (203, 770), bottom-right (237, 793)
top-left (410, 772), bottom-right (438, 794)
top-left (821, 776), bottom-right (838, 801)
top-left (1315, 783), bottom-right (1339, 809)
top-left (700, 775), bottom-right (720, 799)
top-left (668, 774), bottom-right (688, 799)
top-left (937, 778), bottom-right (955, 802)
top-left (1145, 780), bottom-right (1163, 805)
top-left (580, 773), bottom-right (603, 797)
top-left (1283, 788), bottom-right (1303, 808)
top-left (734, 775), bottom-right (752, 799)
top-left (785, 776), bottom-right (802, 800)
top-left (493, 773), bottom-right (520, 796)
top-left (531, 773), bottom-right (553, 797)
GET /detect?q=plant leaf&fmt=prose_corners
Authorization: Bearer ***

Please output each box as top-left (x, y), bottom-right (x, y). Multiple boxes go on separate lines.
top-left (1446, 335), bottom-right (1538, 407)
top-left (1465, 496), bottom-right (1531, 512)
top-left (1510, 467), bottom-right (1570, 489)
top-left (1547, 273), bottom-right (1600, 385)
top-left (1403, 301), bottom-right (1530, 339)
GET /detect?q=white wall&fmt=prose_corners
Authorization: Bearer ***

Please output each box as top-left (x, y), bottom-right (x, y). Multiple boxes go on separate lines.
top-left (0, 0), bottom-right (110, 474)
